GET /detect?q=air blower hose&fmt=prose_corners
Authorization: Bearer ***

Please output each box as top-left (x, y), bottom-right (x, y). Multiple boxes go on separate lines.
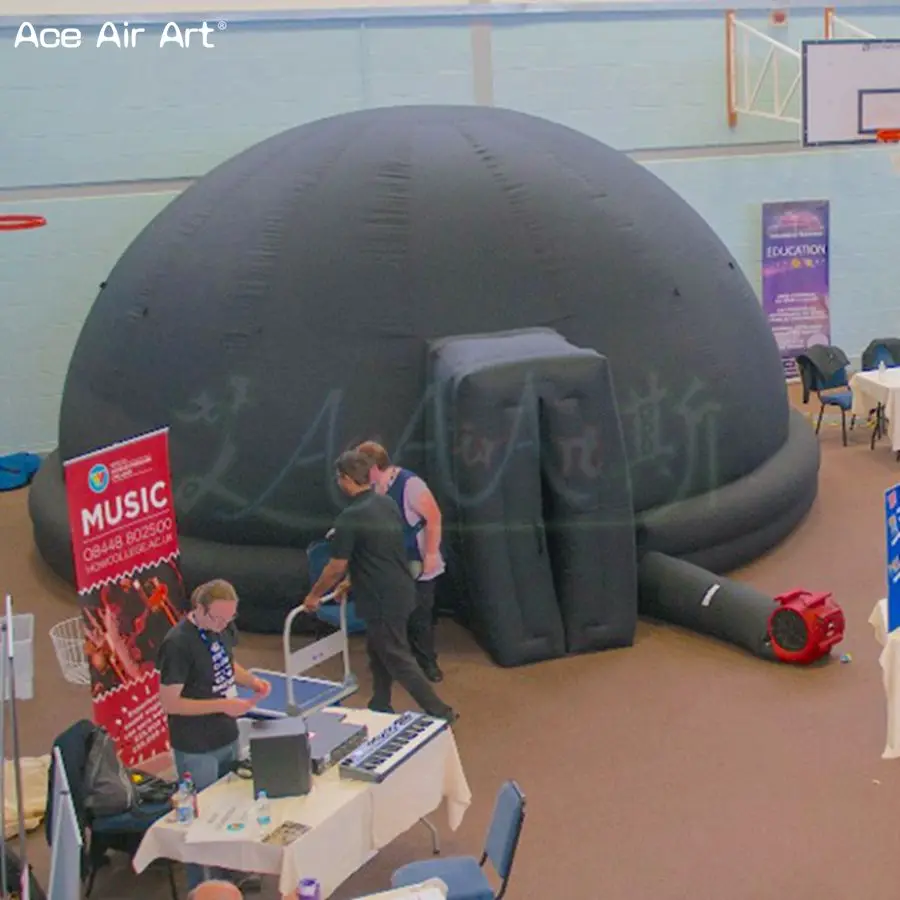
top-left (637, 551), bottom-right (845, 664)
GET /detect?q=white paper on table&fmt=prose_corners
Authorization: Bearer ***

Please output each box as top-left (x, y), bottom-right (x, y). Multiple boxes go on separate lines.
top-left (184, 793), bottom-right (261, 844)
top-left (356, 879), bottom-right (448, 899)
top-left (394, 886), bottom-right (446, 900)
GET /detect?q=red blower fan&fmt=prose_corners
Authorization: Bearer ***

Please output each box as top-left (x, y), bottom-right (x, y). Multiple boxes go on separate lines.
top-left (767, 590), bottom-right (845, 665)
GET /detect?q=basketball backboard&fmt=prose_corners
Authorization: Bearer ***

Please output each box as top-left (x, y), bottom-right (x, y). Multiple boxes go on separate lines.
top-left (802, 39), bottom-right (900, 147)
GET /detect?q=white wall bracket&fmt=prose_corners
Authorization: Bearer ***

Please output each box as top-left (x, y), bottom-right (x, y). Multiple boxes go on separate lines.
top-left (824, 7), bottom-right (875, 40)
top-left (726, 9), bottom-right (801, 128)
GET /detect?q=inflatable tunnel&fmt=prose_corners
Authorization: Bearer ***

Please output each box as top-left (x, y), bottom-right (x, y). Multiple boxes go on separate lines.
top-left (425, 328), bottom-right (637, 667)
top-left (637, 551), bottom-right (846, 665)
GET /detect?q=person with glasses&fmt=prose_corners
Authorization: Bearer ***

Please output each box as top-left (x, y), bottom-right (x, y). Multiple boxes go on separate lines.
top-left (158, 579), bottom-right (271, 891)
top-left (303, 450), bottom-right (457, 723)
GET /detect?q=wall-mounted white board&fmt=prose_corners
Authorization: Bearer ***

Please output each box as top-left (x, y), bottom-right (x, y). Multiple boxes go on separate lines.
top-left (802, 38), bottom-right (900, 147)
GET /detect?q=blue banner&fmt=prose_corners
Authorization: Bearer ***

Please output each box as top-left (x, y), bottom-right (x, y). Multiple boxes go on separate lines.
top-left (886, 484), bottom-right (900, 632)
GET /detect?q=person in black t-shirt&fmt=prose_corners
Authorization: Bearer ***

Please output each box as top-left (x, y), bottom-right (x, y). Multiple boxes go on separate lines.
top-left (303, 450), bottom-right (457, 722)
top-left (158, 579), bottom-right (270, 890)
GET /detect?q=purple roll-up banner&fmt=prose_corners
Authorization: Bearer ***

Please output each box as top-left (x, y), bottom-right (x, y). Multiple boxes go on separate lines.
top-left (761, 200), bottom-right (831, 379)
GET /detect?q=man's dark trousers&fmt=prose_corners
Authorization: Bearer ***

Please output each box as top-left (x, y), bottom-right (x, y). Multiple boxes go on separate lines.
top-left (366, 614), bottom-right (451, 717)
top-left (408, 579), bottom-right (438, 674)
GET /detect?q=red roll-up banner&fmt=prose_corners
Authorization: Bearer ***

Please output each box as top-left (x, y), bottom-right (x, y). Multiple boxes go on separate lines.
top-left (63, 427), bottom-right (186, 767)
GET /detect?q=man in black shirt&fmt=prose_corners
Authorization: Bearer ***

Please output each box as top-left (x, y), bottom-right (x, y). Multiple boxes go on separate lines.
top-left (158, 579), bottom-right (271, 890)
top-left (303, 450), bottom-right (456, 722)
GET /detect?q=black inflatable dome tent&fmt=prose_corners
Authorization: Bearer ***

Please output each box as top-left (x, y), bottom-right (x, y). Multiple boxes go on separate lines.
top-left (29, 105), bottom-right (819, 667)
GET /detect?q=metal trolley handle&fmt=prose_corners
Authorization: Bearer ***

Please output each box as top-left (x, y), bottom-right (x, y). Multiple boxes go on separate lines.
top-left (282, 592), bottom-right (357, 717)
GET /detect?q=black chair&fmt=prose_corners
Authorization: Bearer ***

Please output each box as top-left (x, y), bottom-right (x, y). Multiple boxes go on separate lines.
top-left (46, 720), bottom-right (178, 899)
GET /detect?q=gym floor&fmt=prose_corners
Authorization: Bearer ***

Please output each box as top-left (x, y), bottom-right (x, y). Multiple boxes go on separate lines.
top-left (3, 384), bottom-right (899, 900)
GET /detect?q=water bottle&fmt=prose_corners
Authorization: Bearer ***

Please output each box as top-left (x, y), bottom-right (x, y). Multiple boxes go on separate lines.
top-left (255, 790), bottom-right (271, 827)
top-left (172, 784), bottom-right (184, 823)
top-left (880, 360), bottom-right (887, 380)
top-left (297, 878), bottom-right (321, 900)
top-left (175, 784), bottom-right (194, 824)
top-left (183, 771), bottom-right (199, 818)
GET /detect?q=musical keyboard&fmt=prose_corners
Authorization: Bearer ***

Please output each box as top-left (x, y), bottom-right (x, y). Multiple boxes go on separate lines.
top-left (339, 711), bottom-right (449, 783)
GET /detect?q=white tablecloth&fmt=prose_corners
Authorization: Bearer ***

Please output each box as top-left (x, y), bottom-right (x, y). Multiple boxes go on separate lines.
top-left (869, 599), bottom-right (900, 758)
top-left (851, 369), bottom-right (900, 451)
top-left (133, 709), bottom-right (471, 898)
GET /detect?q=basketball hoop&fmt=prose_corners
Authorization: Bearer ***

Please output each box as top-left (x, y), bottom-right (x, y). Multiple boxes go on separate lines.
top-left (0, 214), bottom-right (47, 232)
top-left (876, 129), bottom-right (900, 144)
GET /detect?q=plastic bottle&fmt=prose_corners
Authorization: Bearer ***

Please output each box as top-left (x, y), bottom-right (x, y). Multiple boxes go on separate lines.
top-left (297, 878), bottom-right (321, 900)
top-left (175, 783), bottom-right (194, 825)
top-left (880, 359), bottom-right (887, 380)
top-left (183, 771), bottom-right (199, 818)
top-left (173, 784), bottom-right (185, 823)
top-left (255, 790), bottom-right (271, 827)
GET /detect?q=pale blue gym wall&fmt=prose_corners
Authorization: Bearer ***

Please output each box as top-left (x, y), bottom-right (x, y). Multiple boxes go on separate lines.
top-left (1, 0), bottom-right (900, 453)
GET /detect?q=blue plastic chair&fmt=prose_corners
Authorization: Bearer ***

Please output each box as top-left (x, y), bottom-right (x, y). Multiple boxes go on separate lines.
top-left (797, 356), bottom-right (855, 447)
top-left (391, 780), bottom-right (526, 900)
top-left (868, 345), bottom-right (897, 370)
top-left (306, 539), bottom-right (367, 634)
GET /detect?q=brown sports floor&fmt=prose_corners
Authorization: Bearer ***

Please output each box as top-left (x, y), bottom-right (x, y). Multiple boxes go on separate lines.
top-left (3, 386), bottom-right (898, 900)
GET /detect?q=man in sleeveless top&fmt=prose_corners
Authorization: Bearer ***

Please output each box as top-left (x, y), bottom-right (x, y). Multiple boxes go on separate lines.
top-left (356, 441), bottom-right (445, 684)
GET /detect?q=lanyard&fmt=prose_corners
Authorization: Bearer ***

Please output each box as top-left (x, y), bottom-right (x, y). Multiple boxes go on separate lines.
top-left (194, 620), bottom-right (235, 685)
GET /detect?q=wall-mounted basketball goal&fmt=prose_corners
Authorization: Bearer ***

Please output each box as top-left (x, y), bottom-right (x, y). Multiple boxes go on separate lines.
top-left (801, 36), bottom-right (900, 147)
top-left (725, 6), bottom-right (890, 144)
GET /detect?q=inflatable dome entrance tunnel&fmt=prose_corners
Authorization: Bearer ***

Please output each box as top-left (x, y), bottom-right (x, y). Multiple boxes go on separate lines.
top-left (29, 106), bottom-right (819, 667)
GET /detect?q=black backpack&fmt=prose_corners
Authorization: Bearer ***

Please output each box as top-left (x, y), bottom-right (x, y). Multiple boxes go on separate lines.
top-left (131, 770), bottom-right (179, 806)
top-left (83, 728), bottom-right (137, 818)
top-left (83, 727), bottom-right (179, 818)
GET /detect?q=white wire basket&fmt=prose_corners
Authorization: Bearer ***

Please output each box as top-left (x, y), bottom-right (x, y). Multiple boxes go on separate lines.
top-left (49, 616), bottom-right (90, 686)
